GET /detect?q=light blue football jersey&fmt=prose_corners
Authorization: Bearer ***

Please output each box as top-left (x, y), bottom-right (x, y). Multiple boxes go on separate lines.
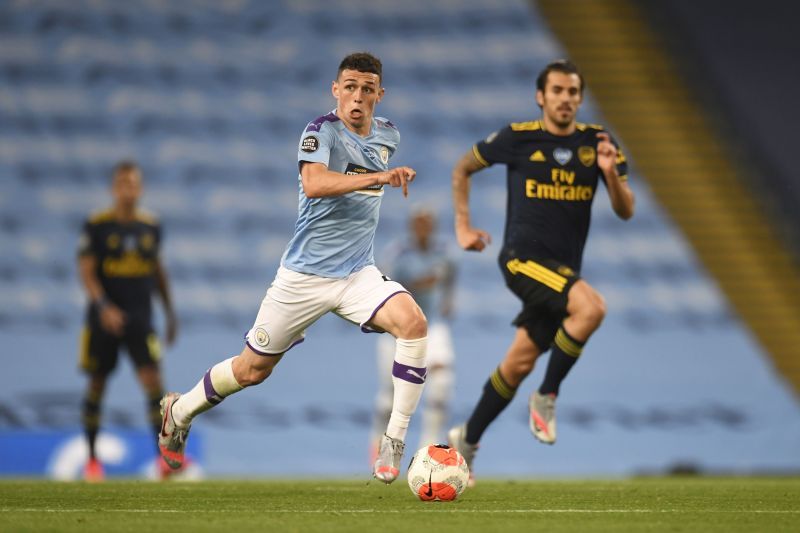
top-left (379, 239), bottom-right (455, 321)
top-left (281, 111), bottom-right (401, 278)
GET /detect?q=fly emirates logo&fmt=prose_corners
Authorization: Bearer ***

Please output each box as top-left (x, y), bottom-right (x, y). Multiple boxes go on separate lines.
top-left (525, 168), bottom-right (593, 201)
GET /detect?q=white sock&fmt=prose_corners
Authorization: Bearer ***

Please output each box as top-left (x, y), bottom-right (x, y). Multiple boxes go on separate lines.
top-left (172, 356), bottom-right (243, 427)
top-left (372, 335), bottom-right (395, 443)
top-left (418, 364), bottom-right (454, 448)
top-left (386, 336), bottom-right (427, 442)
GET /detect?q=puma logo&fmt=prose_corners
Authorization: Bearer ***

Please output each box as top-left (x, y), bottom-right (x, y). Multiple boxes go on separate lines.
top-left (406, 368), bottom-right (427, 382)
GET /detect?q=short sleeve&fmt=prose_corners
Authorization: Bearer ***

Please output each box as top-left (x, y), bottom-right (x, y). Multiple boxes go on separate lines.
top-left (297, 121), bottom-right (337, 169)
top-left (473, 126), bottom-right (516, 167)
top-left (77, 220), bottom-right (97, 257)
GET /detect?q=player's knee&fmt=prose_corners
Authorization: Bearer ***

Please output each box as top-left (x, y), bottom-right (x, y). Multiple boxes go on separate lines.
top-left (508, 358), bottom-right (535, 381)
top-left (397, 309), bottom-right (427, 340)
top-left (239, 366), bottom-right (272, 386)
top-left (585, 292), bottom-right (606, 328)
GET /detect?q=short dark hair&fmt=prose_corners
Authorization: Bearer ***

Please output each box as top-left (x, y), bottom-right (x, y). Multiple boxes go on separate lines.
top-left (337, 52), bottom-right (382, 82)
top-left (112, 160), bottom-right (140, 180)
top-left (536, 59), bottom-right (585, 94)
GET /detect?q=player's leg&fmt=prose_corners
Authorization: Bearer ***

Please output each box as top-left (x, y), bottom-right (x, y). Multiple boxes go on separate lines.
top-left (367, 292), bottom-right (427, 483)
top-left (159, 267), bottom-right (326, 469)
top-left (370, 333), bottom-right (396, 461)
top-left (538, 279), bottom-right (605, 395)
top-left (449, 327), bottom-right (542, 477)
top-left (78, 325), bottom-right (119, 481)
top-left (534, 280), bottom-right (606, 440)
top-left (417, 322), bottom-right (455, 449)
top-left (127, 328), bottom-right (165, 441)
top-left (336, 265), bottom-right (427, 483)
top-left (160, 345), bottom-right (283, 469)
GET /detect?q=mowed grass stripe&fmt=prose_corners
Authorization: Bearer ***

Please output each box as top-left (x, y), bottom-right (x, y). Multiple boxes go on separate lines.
top-left (1, 479), bottom-right (798, 532)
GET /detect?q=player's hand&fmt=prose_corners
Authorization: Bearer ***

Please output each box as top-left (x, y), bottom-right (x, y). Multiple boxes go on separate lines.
top-left (596, 132), bottom-right (618, 175)
top-left (165, 309), bottom-right (178, 347)
top-left (381, 166), bottom-right (416, 197)
top-left (99, 304), bottom-right (126, 336)
top-left (456, 225), bottom-right (491, 252)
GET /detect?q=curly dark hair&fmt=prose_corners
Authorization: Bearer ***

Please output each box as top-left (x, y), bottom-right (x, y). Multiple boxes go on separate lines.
top-left (337, 52), bottom-right (383, 81)
top-left (536, 59), bottom-right (585, 95)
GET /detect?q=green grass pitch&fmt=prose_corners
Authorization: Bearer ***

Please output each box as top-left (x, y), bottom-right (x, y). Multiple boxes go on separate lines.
top-left (1, 478), bottom-right (798, 532)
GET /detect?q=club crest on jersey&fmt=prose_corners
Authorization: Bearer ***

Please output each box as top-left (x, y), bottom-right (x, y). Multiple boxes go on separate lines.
top-left (254, 327), bottom-right (270, 347)
top-left (553, 147), bottom-right (572, 165)
top-left (379, 146), bottom-right (389, 164)
top-left (578, 146), bottom-right (596, 167)
top-left (301, 136), bottom-right (319, 153)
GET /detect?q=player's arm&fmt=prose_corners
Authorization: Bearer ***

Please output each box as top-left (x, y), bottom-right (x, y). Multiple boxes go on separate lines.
top-left (154, 260), bottom-right (178, 346)
top-left (78, 253), bottom-right (126, 336)
top-left (301, 162), bottom-right (416, 198)
top-left (452, 149), bottom-right (491, 251)
top-left (597, 132), bottom-right (635, 220)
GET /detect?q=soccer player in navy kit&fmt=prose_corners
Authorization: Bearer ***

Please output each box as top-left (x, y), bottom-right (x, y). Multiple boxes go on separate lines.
top-left (158, 53), bottom-right (426, 484)
top-left (78, 161), bottom-right (178, 481)
top-left (447, 60), bottom-right (635, 481)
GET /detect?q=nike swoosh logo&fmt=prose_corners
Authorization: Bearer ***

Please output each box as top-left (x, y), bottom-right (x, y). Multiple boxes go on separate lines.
top-left (425, 471), bottom-right (433, 498)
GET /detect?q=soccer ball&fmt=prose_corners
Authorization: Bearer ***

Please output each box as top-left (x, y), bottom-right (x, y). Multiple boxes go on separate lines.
top-left (407, 444), bottom-right (470, 501)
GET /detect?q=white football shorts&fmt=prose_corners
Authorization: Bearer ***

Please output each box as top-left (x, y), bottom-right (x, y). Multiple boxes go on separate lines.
top-left (245, 265), bottom-right (408, 355)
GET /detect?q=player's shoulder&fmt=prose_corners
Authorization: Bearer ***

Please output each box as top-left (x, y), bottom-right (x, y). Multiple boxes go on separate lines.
top-left (134, 208), bottom-right (159, 226)
top-left (375, 116), bottom-right (400, 143)
top-left (509, 120), bottom-right (545, 132)
top-left (304, 111), bottom-right (341, 134)
top-left (375, 116), bottom-right (398, 131)
top-left (86, 208), bottom-right (115, 225)
top-left (575, 122), bottom-right (608, 134)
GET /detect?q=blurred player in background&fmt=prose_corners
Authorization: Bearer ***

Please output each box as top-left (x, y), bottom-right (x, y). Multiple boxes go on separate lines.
top-left (158, 52), bottom-right (427, 485)
top-left (371, 206), bottom-right (456, 455)
top-left (447, 60), bottom-right (635, 481)
top-left (77, 160), bottom-right (178, 481)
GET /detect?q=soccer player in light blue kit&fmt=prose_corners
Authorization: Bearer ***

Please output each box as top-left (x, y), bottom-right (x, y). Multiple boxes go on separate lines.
top-left (372, 207), bottom-right (456, 454)
top-left (158, 53), bottom-right (426, 484)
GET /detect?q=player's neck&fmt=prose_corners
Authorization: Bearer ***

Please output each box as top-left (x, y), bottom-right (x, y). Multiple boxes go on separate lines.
top-left (114, 204), bottom-right (136, 223)
top-left (541, 117), bottom-right (576, 136)
top-left (337, 112), bottom-right (372, 137)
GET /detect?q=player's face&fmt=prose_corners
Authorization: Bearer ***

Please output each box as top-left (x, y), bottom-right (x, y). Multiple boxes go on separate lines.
top-left (536, 71), bottom-right (583, 129)
top-left (332, 69), bottom-right (384, 135)
top-left (112, 169), bottom-right (142, 210)
top-left (411, 212), bottom-right (434, 242)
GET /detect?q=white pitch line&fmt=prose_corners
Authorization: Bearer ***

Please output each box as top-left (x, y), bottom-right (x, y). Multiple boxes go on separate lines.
top-left (1, 509), bottom-right (798, 514)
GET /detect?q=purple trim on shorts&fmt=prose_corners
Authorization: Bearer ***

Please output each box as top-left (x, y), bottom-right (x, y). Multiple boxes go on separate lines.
top-left (360, 290), bottom-right (410, 333)
top-left (392, 361), bottom-right (427, 384)
top-left (246, 338), bottom-right (305, 357)
top-left (203, 369), bottom-right (223, 405)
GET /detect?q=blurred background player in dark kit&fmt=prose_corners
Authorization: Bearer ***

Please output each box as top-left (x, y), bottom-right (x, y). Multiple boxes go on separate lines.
top-left (77, 160), bottom-right (178, 481)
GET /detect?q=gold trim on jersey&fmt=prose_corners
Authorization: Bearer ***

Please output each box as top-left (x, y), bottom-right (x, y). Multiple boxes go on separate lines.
top-left (472, 145), bottom-right (489, 167)
top-left (576, 122), bottom-right (605, 131)
top-left (510, 120), bottom-right (543, 131)
top-left (88, 208), bottom-right (158, 225)
top-left (506, 258), bottom-right (568, 293)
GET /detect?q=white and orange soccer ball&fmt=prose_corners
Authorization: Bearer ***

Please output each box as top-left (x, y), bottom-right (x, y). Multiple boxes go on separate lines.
top-left (407, 444), bottom-right (470, 501)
